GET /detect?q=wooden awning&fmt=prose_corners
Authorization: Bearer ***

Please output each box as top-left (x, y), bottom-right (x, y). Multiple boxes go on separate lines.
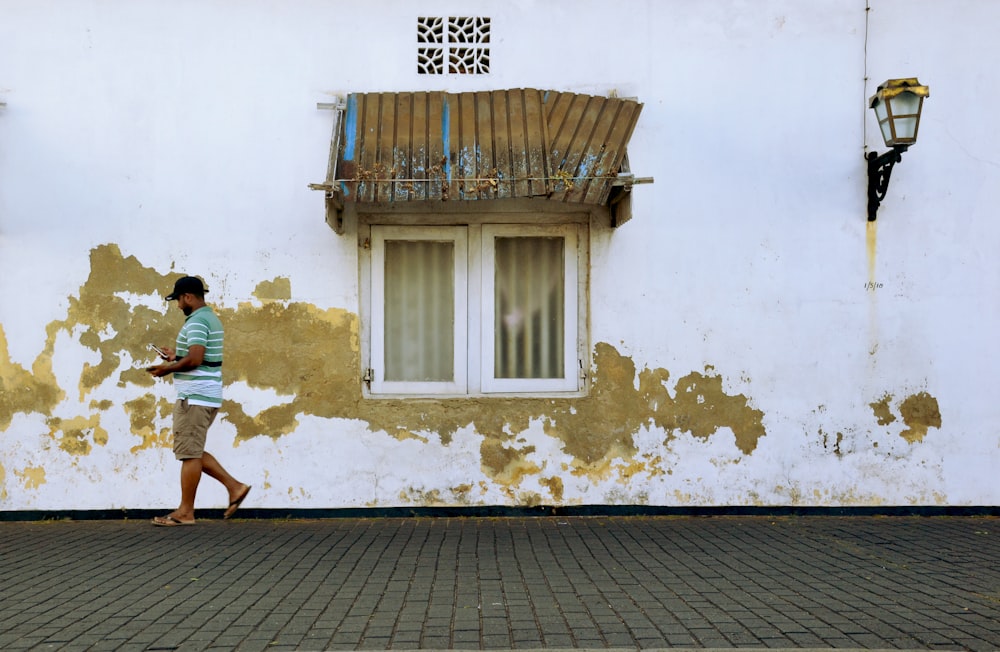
top-left (311, 88), bottom-right (650, 232)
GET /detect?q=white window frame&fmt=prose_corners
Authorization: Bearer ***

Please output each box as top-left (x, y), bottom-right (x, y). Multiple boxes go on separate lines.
top-left (370, 225), bottom-right (468, 395)
top-left (480, 224), bottom-right (579, 393)
top-left (363, 217), bottom-right (588, 398)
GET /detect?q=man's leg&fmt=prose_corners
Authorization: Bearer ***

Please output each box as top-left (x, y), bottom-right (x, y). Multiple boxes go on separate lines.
top-left (201, 451), bottom-right (250, 505)
top-left (155, 403), bottom-right (249, 525)
top-left (154, 401), bottom-right (209, 525)
top-left (151, 456), bottom-right (201, 525)
top-left (177, 457), bottom-right (203, 520)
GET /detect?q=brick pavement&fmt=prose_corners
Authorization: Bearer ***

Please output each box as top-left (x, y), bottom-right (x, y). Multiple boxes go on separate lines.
top-left (0, 515), bottom-right (997, 651)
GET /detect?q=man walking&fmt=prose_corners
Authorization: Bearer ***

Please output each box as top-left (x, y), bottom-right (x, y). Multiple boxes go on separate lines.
top-left (147, 275), bottom-right (251, 526)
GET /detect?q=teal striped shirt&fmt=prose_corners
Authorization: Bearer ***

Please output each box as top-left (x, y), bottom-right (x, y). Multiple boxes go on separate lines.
top-left (174, 306), bottom-right (224, 408)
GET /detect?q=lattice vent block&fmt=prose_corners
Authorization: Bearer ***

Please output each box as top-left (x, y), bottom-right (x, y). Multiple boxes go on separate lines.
top-left (418, 16), bottom-right (490, 74)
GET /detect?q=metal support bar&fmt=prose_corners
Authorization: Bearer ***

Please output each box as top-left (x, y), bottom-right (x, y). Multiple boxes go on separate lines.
top-left (610, 174), bottom-right (654, 189)
top-left (313, 99), bottom-right (347, 233)
top-left (866, 145), bottom-right (909, 221)
top-left (317, 175), bottom-right (655, 186)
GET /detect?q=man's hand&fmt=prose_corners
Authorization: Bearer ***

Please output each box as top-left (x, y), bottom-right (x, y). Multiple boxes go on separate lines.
top-left (147, 364), bottom-right (172, 377)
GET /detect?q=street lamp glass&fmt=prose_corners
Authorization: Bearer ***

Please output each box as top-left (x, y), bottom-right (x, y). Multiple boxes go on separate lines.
top-left (888, 92), bottom-right (922, 142)
top-left (869, 78), bottom-right (929, 148)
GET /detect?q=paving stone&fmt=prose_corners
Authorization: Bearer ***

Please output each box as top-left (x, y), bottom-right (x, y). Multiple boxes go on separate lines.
top-left (1, 515), bottom-right (999, 650)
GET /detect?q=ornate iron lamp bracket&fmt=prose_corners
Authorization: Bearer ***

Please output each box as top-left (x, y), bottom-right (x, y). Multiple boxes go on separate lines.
top-left (866, 144), bottom-right (909, 221)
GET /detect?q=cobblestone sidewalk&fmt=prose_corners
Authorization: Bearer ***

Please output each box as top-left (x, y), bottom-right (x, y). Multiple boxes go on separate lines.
top-left (1, 516), bottom-right (997, 650)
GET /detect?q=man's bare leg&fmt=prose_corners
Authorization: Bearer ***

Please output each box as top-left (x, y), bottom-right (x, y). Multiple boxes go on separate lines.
top-left (154, 453), bottom-right (249, 525)
top-left (153, 457), bottom-right (203, 524)
top-left (200, 452), bottom-right (249, 506)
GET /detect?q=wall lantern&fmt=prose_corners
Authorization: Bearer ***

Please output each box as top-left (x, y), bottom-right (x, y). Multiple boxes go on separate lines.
top-left (866, 78), bottom-right (929, 221)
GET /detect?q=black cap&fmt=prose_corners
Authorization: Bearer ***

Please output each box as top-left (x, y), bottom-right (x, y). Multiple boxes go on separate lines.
top-left (165, 276), bottom-right (208, 301)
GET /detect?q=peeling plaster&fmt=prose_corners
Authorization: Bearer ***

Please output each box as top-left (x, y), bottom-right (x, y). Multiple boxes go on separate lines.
top-left (0, 243), bottom-right (950, 505)
top-left (870, 393), bottom-right (896, 425)
top-left (253, 278), bottom-right (292, 302)
top-left (898, 392), bottom-right (942, 443)
top-left (46, 414), bottom-right (108, 456)
top-left (539, 476), bottom-right (564, 502)
top-left (125, 393), bottom-right (173, 453)
top-left (14, 465), bottom-right (46, 490)
top-left (2, 244), bottom-right (765, 498)
top-left (869, 391), bottom-right (941, 443)
top-left (481, 440), bottom-right (540, 485)
top-left (0, 324), bottom-right (65, 430)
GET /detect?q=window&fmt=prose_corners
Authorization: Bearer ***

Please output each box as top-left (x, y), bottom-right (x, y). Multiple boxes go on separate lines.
top-left (365, 221), bottom-right (585, 396)
top-left (371, 226), bottom-right (468, 395)
top-left (481, 226), bottom-right (578, 393)
top-left (417, 16), bottom-right (491, 75)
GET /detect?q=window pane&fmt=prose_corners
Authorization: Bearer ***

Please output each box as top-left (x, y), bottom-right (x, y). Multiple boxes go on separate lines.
top-left (494, 236), bottom-right (564, 378)
top-left (384, 240), bottom-right (455, 381)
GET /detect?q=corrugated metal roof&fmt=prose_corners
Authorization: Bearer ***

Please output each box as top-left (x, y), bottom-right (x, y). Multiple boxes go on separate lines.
top-left (326, 88), bottom-right (642, 208)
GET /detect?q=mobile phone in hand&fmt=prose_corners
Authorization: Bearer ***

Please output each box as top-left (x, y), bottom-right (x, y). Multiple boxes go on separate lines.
top-left (148, 343), bottom-right (169, 358)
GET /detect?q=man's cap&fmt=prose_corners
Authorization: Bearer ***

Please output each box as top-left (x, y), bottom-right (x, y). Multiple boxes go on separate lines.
top-left (165, 276), bottom-right (208, 301)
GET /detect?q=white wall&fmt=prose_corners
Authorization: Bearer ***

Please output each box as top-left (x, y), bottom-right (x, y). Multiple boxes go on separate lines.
top-left (1, 0), bottom-right (997, 511)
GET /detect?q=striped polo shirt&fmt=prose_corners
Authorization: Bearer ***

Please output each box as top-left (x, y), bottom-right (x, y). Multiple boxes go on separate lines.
top-left (173, 306), bottom-right (224, 408)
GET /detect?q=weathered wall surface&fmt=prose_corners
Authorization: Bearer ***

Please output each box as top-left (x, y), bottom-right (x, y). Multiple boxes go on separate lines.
top-left (1, 0), bottom-right (997, 511)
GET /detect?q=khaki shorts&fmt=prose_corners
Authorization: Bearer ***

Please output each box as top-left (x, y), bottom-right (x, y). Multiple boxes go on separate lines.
top-left (172, 399), bottom-right (219, 460)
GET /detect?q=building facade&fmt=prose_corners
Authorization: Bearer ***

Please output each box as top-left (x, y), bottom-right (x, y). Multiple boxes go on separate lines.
top-left (1, 0), bottom-right (998, 512)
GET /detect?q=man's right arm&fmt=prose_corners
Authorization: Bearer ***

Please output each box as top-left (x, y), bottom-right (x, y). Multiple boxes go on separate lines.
top-left (148, 345), bottom-right (206, 377)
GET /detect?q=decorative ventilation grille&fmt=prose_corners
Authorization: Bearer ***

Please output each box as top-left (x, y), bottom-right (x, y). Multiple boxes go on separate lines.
top-left (417, 16), bottom-right (490, 74)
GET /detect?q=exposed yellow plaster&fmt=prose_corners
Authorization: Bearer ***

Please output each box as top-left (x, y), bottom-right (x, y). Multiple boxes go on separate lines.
top-left (1, 244), bottom-right (956, 507)
top-left (5, 244), bottom-right (773, 502)
top-left (503, 489), bottom-right (544, 506)
top-left (46, 414), bottom-right (108, 455)
top-left (125, 393), bottom-right (173, 453)
top-left (775, 484), bottom-right (805, 504)
top-left (400, 488), bottom-right (443, 504)
top-left (0, 463), bottom-right (6, 501)
top-left (385, 428), bottom-right (430, 444)
top-left (14, 465), bottom-right (46, 490)
top-left (870, 390), bottom-right (941, 443)
top-left (807, 486), bottom-right (950, 506)
top-left (815, 488), bottom-right (886, 506)
top-left (221, 300), bottom-right (359, 442)
top-left (673, 489), bottom-right (694, 502)
top-left (870, 393), bottom-right (896, 425)
top-left (612, 454), bottom-right (667, 482)
top-left (899, 392), bottom-right (942, 443)
top-left (539, 476), bottom-right (564, 502)
top-left (56, 248), bottom-right (170, 400)
top-left (450, 484), bottom-right (475, 503)
top-left (668, 370), bottom-right (765, 454)
top-left (286, 486), bottom-right (309, 499)
top-left (0, 324), bottom-right (65, 430)
top-left (254, 278), bottom-right (292, 302)
top-left (481, 440), bottom-right (540, 485)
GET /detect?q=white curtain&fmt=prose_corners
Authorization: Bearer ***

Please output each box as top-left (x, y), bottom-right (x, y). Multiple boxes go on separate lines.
top-left (383, 240), bottom-right (455, 381)
top-left (493, 236), bottom-right (564, 379)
